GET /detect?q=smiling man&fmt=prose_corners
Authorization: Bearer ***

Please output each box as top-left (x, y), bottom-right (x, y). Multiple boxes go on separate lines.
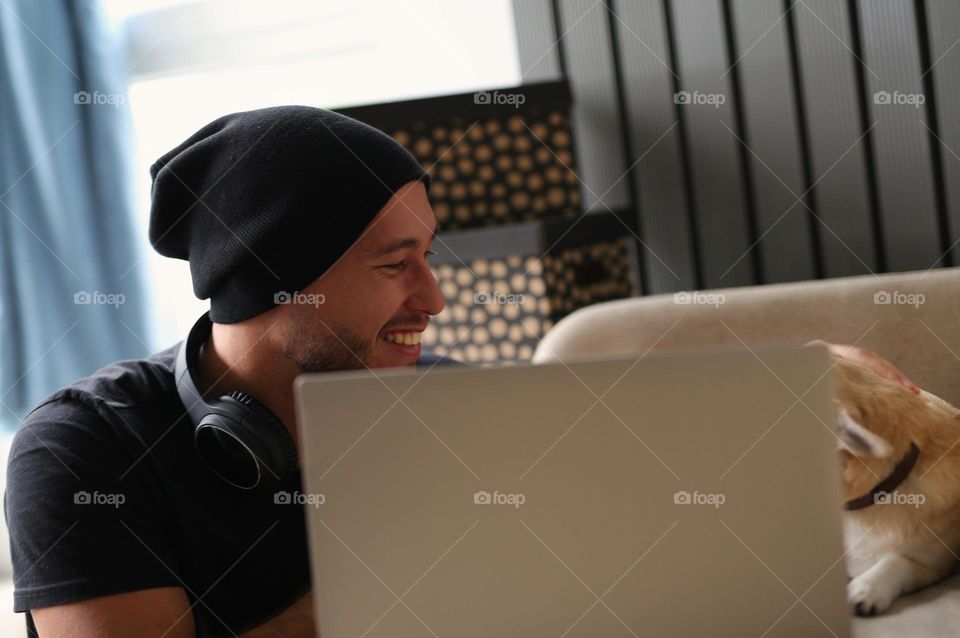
top-left (5, 106), bottom-right (449, 637)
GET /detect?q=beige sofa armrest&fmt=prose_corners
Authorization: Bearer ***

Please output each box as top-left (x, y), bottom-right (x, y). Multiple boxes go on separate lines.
top-left (533, 268), bottom-right (960, 406)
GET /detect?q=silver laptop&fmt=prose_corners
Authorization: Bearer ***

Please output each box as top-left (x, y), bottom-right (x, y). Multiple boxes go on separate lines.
top-left (294, 345), bottom-right (849, 638)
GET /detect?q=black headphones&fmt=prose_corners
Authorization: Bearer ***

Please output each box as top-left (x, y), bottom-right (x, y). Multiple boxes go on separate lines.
top-left (175, 312), bottom-right (298, 490)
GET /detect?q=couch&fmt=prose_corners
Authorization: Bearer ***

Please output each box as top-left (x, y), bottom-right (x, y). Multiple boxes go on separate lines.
top-left (532, 266), bottom-right (960, 637)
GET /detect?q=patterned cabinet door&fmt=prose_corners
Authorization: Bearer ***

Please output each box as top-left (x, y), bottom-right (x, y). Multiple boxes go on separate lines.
top-left (338, 81), bottom-right (581, 230)
top-left (422, 212), bottom-right (640, 364)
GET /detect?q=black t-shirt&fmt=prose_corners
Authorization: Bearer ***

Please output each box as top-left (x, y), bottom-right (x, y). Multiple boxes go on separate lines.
top-left (4, 343), bottom-right (457, 636)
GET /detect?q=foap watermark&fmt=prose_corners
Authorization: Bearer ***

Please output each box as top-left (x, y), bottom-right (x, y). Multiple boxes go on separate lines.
top-left (873, 90), bottom-right (925, 108)
top-left (274, 290), bottom-right (325, 307)
top-left (74, 90), bottom-right (125, 108)
top-left (673, 290), bottom-right (725, 307)
top-left (873, 290), bottom-right (925, 308)
top-left (474, 490), bottom-right (525, 509)
top-left (674, 90), bottom-right (726, 109)
top-left (673, 490), bottom-right (725, 508)
top-left (274, 490), bottom-right (326, 508)
top-left (74, 490), bottom-right (125, 508)
top-left (474, 290), bottom-right (525, 306)
top-left (74, 290), bottom-right (125, 307)
top-left (874, 490), bottom-right (925, 508)
top-left (474, 90), bottom-right (526, 108)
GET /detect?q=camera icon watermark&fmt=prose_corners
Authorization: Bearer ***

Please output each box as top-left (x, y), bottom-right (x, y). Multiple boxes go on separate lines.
top-left (274, 291), bottom-right (325, 307)
top-left (473, 90), bottom-right (526, 109)
top-left (873, 290), bottom-right (925, 308)
top-left (474, 290), bottom-right (525, 306)
top-left (274, 490), bottom-right (326, 508)
top-left (473, 490), bottom-right (526, 508)
top-left (673, 490), bottom-right (725, 508)
top-left (674, 90), bottom-right (726, 109)
top-left (74, 290), bottom-right (125, 308)
top-left (873, 90), bottom-right (925, 108)
top-left (673, 290), bottom-right (725, 307)
top-left (74, 490), bottom-right (126, 508)
top-left (73, 90), bottom-right (126, 108)
top-left (874, 490), bottom-right (925, 508)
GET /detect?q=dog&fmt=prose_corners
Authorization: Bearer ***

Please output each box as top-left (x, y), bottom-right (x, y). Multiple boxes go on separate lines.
top-left (832, 355), bottom-right (960, 616)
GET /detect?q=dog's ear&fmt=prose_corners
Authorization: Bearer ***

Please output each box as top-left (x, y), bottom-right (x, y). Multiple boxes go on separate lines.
top-left (835, 407), bottom-right (893, 458)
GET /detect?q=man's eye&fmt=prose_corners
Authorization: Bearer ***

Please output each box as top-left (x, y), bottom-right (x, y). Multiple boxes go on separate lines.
top-left (380, 251), bottom-right (434, 271)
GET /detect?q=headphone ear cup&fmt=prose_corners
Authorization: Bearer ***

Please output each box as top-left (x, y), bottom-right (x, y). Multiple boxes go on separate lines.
top-left (194, 412), bottom-right (264, 490)
top-left (193, 392), bottom-right (298, 491)
top-left (224, 390), bottom-right (299, 484)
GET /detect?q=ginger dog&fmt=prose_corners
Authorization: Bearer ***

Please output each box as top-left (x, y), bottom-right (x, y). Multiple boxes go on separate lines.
top-left (833, 356), bottom-right (960, 616)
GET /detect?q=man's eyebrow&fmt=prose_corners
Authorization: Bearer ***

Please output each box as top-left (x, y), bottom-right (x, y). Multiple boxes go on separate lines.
top-left (368, 225), bottom-right (439, 259)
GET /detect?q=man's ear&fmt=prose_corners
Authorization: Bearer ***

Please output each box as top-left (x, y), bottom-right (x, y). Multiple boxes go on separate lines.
top-left (835, 407), bottom-right (893, 458)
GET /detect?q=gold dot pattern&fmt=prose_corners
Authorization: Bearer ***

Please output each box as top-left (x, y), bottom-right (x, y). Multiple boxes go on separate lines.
top-left (421, 241), bottom-right (634, 364)
top-left (424, 256), bottom-right (550, 363)
top-left (390, 110), bottom-right (581, 230)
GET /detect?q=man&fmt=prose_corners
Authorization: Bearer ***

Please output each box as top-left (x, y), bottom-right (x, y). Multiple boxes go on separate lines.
top-left (4, 105), bottom-right (918, 637)
top-left (5, 105), bottom-right (447, 637)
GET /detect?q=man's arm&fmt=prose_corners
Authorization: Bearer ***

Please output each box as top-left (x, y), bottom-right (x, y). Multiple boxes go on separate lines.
top-left (30, 588), bottom-right (316, 637)
top-left (32, 587), bottom-right (195, 637)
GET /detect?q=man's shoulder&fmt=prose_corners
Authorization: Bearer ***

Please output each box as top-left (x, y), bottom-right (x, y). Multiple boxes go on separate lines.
top-left (7, 344), bottom-right (186, 505)
top-left (17, 343), bottom-right (181, 442)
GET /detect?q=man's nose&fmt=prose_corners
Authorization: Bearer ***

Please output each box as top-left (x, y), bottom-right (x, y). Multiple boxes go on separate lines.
top-left (409, 261), bottom-right (445, 316)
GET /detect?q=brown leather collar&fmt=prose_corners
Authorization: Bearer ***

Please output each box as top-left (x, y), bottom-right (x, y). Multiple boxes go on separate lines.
top-left (844, 441), bottom-right (921, 511)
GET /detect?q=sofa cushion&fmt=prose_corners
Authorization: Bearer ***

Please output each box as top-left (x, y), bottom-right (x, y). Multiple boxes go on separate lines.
top-left (534, 268), bottom-right (960, 406)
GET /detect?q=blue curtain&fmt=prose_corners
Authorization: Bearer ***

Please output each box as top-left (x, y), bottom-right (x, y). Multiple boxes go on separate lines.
top-left (0, 0), bottom-right (155, 430)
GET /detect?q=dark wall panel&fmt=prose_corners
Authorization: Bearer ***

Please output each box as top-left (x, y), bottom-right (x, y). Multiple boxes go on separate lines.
top-left (731, 0), bottom-right (816, 283)
top-left (555, 0), bottom-right (632, 213)
top-left (792, 0), bottom-right (879, 277)
top-left (926, 0), bottom-right (960, 267)
top-left (612, 0), bottom-right (697, 293)
top-left (512, 0), bottom-right (564, 82)
top-left (859, 0), bottom-right (942, 271)
top-left (670, 0), bottom-right (755, 288)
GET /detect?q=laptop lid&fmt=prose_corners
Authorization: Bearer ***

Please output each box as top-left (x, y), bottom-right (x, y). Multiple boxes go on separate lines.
top-left (294, 345), bottom-right (848, 637)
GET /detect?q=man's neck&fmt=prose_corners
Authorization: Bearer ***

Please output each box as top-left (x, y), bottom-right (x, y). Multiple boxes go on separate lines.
top-left (196, 322), bottom-right (301, 449)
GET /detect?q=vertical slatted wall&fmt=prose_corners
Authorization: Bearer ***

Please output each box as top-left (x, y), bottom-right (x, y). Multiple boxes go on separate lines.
top-left (512, 0), bottom-right (960, 294)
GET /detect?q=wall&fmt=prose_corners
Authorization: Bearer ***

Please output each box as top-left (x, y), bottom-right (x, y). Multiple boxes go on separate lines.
top-left (512, 0), bottom-right (960, 294)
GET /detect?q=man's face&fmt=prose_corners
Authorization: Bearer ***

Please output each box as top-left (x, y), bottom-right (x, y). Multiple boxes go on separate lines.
top-left (275, 180), bottom-right (445, 372)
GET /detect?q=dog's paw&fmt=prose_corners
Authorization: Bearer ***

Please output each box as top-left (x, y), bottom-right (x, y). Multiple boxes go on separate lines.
top-left (848, 574), bottom-right (897, 617)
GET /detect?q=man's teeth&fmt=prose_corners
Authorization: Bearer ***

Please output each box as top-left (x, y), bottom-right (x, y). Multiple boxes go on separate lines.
top-left (382, 332), bottom-right (422, 346)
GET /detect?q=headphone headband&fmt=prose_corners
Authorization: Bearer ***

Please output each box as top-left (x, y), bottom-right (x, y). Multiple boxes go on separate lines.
top-left (175, 312), bottom-right (217, 427)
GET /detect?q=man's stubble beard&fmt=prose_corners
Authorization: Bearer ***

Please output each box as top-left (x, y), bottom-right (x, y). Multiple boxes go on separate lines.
top-left (282, 316), bottom-right (372, 373)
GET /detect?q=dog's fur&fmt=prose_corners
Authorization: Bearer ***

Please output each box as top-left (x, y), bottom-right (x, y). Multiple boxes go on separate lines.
top-left (833, 356), bottom-right (960, 615)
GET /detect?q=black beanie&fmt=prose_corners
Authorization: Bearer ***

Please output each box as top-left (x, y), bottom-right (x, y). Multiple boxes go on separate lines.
top-left (148, 105), bottom-right (430, 324)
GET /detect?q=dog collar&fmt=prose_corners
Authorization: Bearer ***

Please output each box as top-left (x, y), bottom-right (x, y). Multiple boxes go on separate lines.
top-left (843, 441), bottom-right (921, 511)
